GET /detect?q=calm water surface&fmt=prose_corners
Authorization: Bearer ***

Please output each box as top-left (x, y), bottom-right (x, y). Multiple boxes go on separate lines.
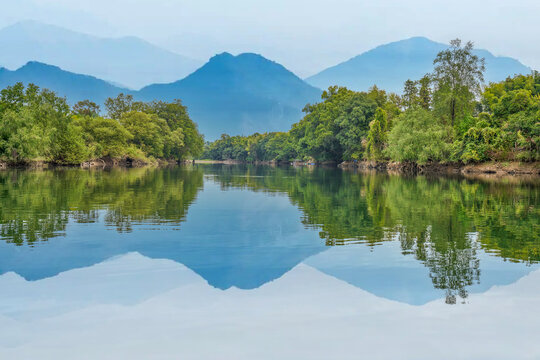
top-left (0, 165), bottom-right (539, 359)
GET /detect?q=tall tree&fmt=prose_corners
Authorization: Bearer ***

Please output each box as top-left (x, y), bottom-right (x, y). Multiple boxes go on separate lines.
top-left (417, 75), bottom-right (432, 110)
top-left (105, 93), bottom-right (134, 119)
top-left (73, 100), bottom-right (100, 117)
top-left (366, 108), bottom-right (388, 160)
top-left (432, 39), bottom-right (485, 126)
top-left (402, 79), bottom-right (418, 109)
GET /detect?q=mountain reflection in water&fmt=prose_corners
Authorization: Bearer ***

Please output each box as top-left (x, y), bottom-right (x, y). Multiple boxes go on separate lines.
top-left (0, 165), bottom-right (538, 305)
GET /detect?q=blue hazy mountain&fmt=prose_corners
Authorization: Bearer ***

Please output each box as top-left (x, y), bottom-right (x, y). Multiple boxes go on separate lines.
top-left (0, 20), bottom-right (202, 89)
top-left (306, 37), bottom-right (532, 93)
top-left (0, 61), bottom-right (128, 105)
top-left (137, 52), bottom-right (322, 140)
top-left (0, 54), bottom-right (320, 139)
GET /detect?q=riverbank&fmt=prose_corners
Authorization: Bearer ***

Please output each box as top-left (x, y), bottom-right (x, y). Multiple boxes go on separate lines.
top-left (3, 158), bottom-right (539, 177)
top-left (339, 161), bottom-right (540, 176)
top-left (0, 157), bottom-right (194, 170)
top-left (195, 159), bottom-right (540, 176)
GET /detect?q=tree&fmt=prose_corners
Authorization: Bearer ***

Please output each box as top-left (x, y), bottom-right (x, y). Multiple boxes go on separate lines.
top-left (72, 116), bottom-right (133, 158)
top-left (385, 108), bottom-right (453, 163)
top-left (0, 83), bottom-right (70, 163)
top-left (432, 39), bottom-right (485, 126)
top-left (402, 79), bottom-right (418, 109)
top-left (366, 108), bottom-right (388, 160)
top-left (290, 86), bottom-right (377, 162)
top-left (73, 100), bottom-right (100, 117)
top-left (0, 108), bottom-right (44, 162)
top-left (119, 111), bottom-right (169, 158)
top-left (147, 100), bottom-right (204, 159)
top-left (105, 93), bottom-right (134, 119)
top-left (417, 75), bottom-right (432, 109)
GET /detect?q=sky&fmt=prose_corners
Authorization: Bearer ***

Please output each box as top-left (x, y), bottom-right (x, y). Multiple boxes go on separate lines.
top-left (1, 0), bottom-right (539, 77)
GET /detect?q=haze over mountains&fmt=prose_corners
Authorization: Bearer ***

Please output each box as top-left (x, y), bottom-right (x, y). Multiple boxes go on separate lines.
top-left (0, 21), bottom-right (201, 89)
top-left (138, 52), bottom-right (321, 139)
top-left (0, 53), bottom-right (321, 140)
top-left (0, 62), bottom-right (125, 105)
top-left (0, 22), bottom-right (533, 139)
top-left (306, 37), bottom-right (531, 93)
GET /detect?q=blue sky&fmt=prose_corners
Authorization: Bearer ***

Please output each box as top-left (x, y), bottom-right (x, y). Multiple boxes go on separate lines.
top-left (2, 0), bottom-right (539, 76)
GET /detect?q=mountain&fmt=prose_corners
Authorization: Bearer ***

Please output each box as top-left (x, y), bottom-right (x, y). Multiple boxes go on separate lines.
top-left (0, 54), bottom-right (320, 139)
top-left (306, 37), bottom-right (532, 93)
top-left (137, 52), bottom-right (322, 140)
top-left (0, 61), bottom-right (127, 105)
top-left (0, 20), bottom-right (202, 89)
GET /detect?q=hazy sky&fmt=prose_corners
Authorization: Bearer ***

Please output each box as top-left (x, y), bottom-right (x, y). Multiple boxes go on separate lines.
top-left (2, 0), bottom-right (539, 76)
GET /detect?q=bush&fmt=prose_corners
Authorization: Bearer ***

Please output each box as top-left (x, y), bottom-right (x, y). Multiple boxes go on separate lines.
top-left (385, 108), bottom-right (453, 164)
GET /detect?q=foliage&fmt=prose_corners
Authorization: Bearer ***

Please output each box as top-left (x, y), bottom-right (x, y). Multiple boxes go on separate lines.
top-left (385, 108), bottom-right (453, 164)
top-left (72, 115), bottom-right (133, 158)
top-left (454, 72), bottom-right (540, 162)
top-left (431, 39), bottom-right (485, 126)
top-left (366, 107), bottom-right (388, 160)
top-left (288, 86), bottom-right (377, 162)
top-left (72, 100), bottom-right (100, 117)
top-left (0, 83), bottom-right (204, 164)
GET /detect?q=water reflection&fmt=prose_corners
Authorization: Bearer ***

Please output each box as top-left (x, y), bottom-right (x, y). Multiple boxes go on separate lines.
top-left (0, 165), bottom-right (538, 304)
top-left (0, 167), bottom-right (204, 244)
top-left (208, 165), bottom-right (539, 303)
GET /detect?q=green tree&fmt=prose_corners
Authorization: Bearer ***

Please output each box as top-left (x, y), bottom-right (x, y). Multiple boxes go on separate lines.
top-left (72, 116), bottom-right (133, 158)
top-left (402, 79), bottom-right (418, 109)
top-left (417, 75), bottom-right (432, 109)
top-left (432, 39), bottom-right (485, 126)
top-left (385, 108), bottom-right (453, 163)
top-left (105, 93), bottom-right (135, 119)
top-left (290, 86), bottom-right (377, 162)
top-left (147, 100), bottom-right (204, 159)
top-left (120, 111), bottom-right (169, 158)
top-left (366, 108), bottom-right (388, 160)
top-left (73, 100), bottom-right (100, 117)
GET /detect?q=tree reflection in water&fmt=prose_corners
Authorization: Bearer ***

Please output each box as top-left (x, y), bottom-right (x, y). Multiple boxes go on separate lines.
top-left (0, 164), bottom-right (538, 303)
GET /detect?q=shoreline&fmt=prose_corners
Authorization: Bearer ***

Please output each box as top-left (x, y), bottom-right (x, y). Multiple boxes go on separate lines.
top-left (0, 158), bottom-right (195, 170)
top-left (339, 160), bottom-right (540, 176)
top-left (194, 159), bottom-right (539, 176)
top-left (2, 159), bottom-right (539, 177)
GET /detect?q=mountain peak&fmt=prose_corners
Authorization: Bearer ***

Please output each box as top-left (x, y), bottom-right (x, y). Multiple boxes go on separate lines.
top-left (0, 21), bottom-right (201, 89)
top-left (21, 61), bottom-right (60, 70)
top-left (138, 52), bottom-right (321, 140)
top-left (211, 52), bottom-right (234, 59)
top-left (306, 37), bottom-right (530, 93)
top-left (0, 60), bottom-right (126, 106)
top-left (208, 52), bottom-right (270, 64)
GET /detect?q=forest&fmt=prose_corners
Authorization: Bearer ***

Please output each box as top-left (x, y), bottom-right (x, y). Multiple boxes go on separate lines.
top-left (0, 87), bottom-right (204, 165)
top-left (203, 40), bottom-right (539, 164)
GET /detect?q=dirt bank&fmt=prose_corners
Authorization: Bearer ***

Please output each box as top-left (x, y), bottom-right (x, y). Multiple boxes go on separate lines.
top-left (339, 161), bottom-right (540, 176)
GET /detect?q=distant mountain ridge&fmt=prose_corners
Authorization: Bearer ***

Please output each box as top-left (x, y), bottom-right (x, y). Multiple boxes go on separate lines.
top-left (0, 20), bottom-right (202, 89)
top-left (306, 37), bottom-right (531, 93)
top-left (0, 61), bottom-right (127, 105)
top-left (0, 54), bottom-right (321, 140)
top-left (0, 33), bottom-right (533, 139)
top-left (137, 52), bottom-right (322, 139)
